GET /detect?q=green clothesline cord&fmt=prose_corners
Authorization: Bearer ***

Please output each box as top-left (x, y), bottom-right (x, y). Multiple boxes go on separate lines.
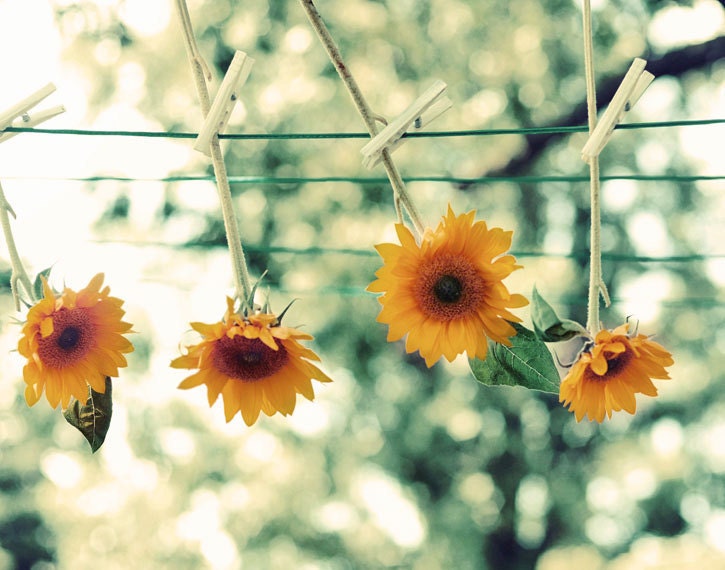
top-left (272, 287), bottom-right (725, 307)
top-left (237, 246), bottom-right (725, 263)
top-left (0, 277), bottom-right (716, 307)
top-left (5, 174), bottom-right (723, 184)
top-left (2, 118), bottom-right (723, 140)
top-left (98, 241), bottom-right (724, 262)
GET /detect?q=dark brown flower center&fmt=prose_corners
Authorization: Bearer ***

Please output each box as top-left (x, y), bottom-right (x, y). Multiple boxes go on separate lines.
top-left (414, 254), bottom-right (487, 321)
top-left (586, 348), bottom-right (633, 382)
top-left (433, 275), bottom-right (463, 303)
top-left (57, 326), bottom-right (81, 350)
top-left (212, 335), bottom-right (289, 382)
top-left (37, 308), bottom-right (95, 369)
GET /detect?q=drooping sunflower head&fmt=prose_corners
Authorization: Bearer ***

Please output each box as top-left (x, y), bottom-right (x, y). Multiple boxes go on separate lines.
top-left (171, 297), bottom-right (332, 426)
top-left (559, 322), bottom-right (674, 422)
top-left (368, 205), bottom-right (528, 367)
top-left (18, 273), bottom-right (134, 409)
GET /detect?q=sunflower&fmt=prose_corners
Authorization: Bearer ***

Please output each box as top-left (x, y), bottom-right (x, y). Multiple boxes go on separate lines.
top-left (559, 323), bottom-right (674, 422)
top-left (171, 297), bottom-right (332, 426)
top-left (368, 205), bottom-right (528, 367)
top-left (18, 273), bottom-right (134, 409)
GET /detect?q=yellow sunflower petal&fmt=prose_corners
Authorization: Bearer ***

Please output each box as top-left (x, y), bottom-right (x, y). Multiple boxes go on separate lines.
top-left (68, 373), bottom-right (91, 404)
top-left (40, 317), bottom-right (54, 338)
top-left (394, 223), bottom-right (419, 251)
top-left (171, 353), bottom-right (199, 369)
top-left (191, 321), bottom-right (218, 336)
top-left (258, 327), bottom-right (279, 350)
top-left (44, 371), bottom-right (62, 409)
top-left (238, 383), bottom-right (263, 426)
top-left (178, 370), bottom-right (208, 390)
top-left (25, 384), bottom-right (41, 407)
top-left (76, 273), bottom-right (105, 307)
top-left (222, 381), bottom-right (243, 422)
top-left (264, 376), bottom-right (297, 416)
top-left (206, 374), bottom-right (228, 406)
top-left (590, 353), bottom-right (608, 376)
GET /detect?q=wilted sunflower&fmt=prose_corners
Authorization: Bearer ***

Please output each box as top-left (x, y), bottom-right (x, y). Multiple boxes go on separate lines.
top-left (368, 205), bottom-right (528, 367)
top-left (559, 323), bottom-right (674, 422)
top-left (18, 273), bottom-right (134, 409)
top-left (171, 298), bottom-right (332, 426)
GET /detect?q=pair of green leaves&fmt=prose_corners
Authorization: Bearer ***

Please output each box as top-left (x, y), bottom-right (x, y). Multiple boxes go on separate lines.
top-left (468, 287), bottom-right (588, 395)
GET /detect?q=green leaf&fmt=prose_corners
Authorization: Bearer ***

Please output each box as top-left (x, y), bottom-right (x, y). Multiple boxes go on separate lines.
top-left (32, 266), bottom-right (53, 301)
top-left (531, 285), bottom-right (588, 342)
top-left (469, 323), bottom-right (560, 394)
top-left (63, 377), bottom-right (113, 453)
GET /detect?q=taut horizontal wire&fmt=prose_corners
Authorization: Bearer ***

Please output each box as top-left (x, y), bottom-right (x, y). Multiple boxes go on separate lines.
top-left (5, 174), bottom-right (723, 184)
top-left (236, 247), bottom-right (725, 263)
top-left (133, 278), bottom-right (721, 307)
top-left (2, 118), bottom-right (723, 140)
top-left (273, 287), bottom-right (725, 307)
top-left (95, 240), bottom-right (725, 262)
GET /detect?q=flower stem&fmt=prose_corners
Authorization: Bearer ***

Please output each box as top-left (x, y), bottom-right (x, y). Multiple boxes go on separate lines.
top-left (174, 0), bottom-right (253, 303)
top-left (297, 0), bottom-right (426, 237)
top-left (582, 0), bottom-right (608, 334)
top-left (0, 181), bottom-right (35, 309)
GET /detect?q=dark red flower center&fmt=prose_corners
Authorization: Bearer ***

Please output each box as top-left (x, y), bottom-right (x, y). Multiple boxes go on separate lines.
top-left (37, 308), bottom-right (95, 369)
top-left (212, 335), bottom-right (289, 382)
top-left (414, 254), bottom-right (486, 320)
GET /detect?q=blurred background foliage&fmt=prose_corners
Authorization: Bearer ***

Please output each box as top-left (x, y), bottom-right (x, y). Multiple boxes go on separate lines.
top-left (0, 0), bottom-right (724, 568)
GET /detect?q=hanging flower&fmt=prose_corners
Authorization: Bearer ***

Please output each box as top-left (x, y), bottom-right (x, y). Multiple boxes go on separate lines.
top-left (171, 298), bottom-right (332, 426)
top-left (18, 273), bottom-right (134, 409)
top-left (559, 322), bottom-right (674, 422)
top-left (368, 205), bottom-right (528, 367)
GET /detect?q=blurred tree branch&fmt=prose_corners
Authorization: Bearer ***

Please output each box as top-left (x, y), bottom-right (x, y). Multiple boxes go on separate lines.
top-left (478, 36), bottom-right (725, 180)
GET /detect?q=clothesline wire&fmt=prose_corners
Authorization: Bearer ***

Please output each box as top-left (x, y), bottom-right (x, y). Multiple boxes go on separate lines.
top-left (4, 174), bottom-right (723, 184)
top-left (275, 288), bottom-right (724, 307)
top-left (2, 118), bottom-right (722, 141)
top-left (94, 241), bottom-right (725, 263)
top-left (3, 119), bottom-right (721, 309)
top-left (132, 279), bottom-right (722, 308)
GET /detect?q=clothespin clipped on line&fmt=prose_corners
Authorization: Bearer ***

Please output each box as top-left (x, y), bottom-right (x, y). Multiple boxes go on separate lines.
top-left (194, 50), bottom-right (254, 156)
top-left (581, 58), bottom-right (654, 162)
top-left (0, 83), bottom-right (65, 144)
top-left (360, 79), bottom-right (452, 170)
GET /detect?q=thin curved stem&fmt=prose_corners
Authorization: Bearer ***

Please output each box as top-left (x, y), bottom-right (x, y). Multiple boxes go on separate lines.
top-left (0, 181), bottom-right (35, 309)
top-left (174, 0), bottom-right (253, 303)
top-left (297, 0), bottom-right (425, 236)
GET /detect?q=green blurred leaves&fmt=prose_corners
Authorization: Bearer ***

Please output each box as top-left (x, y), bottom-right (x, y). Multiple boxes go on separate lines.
top-left (469, 323), bottom-right (560, 394)
top-left (63, 377), bottom-right (113, 453)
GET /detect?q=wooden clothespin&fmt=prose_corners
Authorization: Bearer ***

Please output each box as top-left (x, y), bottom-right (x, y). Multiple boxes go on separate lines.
top-left (0, 83), bottom-right (66, 144)
top-left (360, 80), bottom-right (452, 170)
top-left (581, 58), bottom-right (654, 162)
top-left (194, 50), bottom-right (254, 156)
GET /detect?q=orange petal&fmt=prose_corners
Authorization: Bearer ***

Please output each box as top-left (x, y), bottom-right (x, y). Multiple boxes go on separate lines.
top-left (40, 317), bottom-right (54, 338)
